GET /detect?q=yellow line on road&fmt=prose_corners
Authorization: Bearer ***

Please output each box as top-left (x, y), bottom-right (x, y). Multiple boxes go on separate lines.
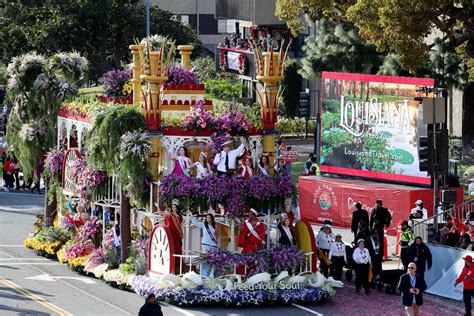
top-left (0, 276), bottom-right (73, 316)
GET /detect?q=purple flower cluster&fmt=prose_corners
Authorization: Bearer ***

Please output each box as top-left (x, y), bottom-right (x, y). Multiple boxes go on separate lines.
top-left (62, 216), bottom-right (75, 231)
top-left (134, 237), bottom-right (150, 258)
top-left (196, 247), bottom-right (305, 275)
top-left (78, 217), bottom-right (100, 241)
top-left (215, 104), bottom-right (252, 135)
top-left (271, 246), bottom-right (307, 272)
top-left (166, 67), bottom-right (198, 85)
top-left (70, 158), bottom-right (107, 202)
top-left (103, 69), bottom-right (132, 98)
top-left (45, 150), bottom-right (65, 174)
top-left (160, 174), bottom-right (295, 217)
top-left (131, 274), bottom-right (326, 306)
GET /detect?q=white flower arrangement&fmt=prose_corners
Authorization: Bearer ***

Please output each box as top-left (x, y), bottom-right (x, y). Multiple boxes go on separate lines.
top-left (288, 275), bottom-right (307, 285)
top-left (244, 272), bottom-right (271, 286)
top-left (102, 269), bottom-right (133, 286)
top-left (274, 271), bottom-right (289, 284)
top-left (160, 274), bottom-right (182, 287)
top-left (182, 271), bottom-right (203, 286)
top-left (91, 263), bottom-right (109, 279)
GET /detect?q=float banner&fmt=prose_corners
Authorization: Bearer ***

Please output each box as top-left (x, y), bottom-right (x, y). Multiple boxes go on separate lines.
top-left (227, 52), bottom-right (240, 71)
top-left (425, 244), bottom-right (474, 301)
top-left (320, 72), bottom-right (435, 185)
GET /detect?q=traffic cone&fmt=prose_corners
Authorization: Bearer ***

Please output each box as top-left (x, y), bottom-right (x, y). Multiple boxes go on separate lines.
top-left (395, 226), bottom-right (401, 255)
top-left (384, 227), bottom-right (389, 261)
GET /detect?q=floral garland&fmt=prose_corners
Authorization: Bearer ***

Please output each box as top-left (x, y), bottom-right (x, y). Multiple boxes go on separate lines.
top-left (69, 158), bottom-right (107, 204)
top-left (181, 100), bottom-right (215, 131)
top-left (238, 53), bottom-right (247, 75)
top-left (219, 50), bottom-right (227, 72)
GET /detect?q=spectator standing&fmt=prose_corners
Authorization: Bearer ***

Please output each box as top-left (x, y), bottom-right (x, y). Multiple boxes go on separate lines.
top-left (457, 233), bottom-right (472, 251)
top-left (138, 293), bottom-right (163, 316)
top-left (316, 224), bottom-right (334, 277)
top-left (365, 229), bottom-right (382, 278)
top-left (405, 236), bottom-right (432, 278)
top-left (303, 153), bottom-right (314, 175)
top-left (353, 239), bottom-right (372, 295)
top-left (427, 227), bottom-right (440, 244)
top-left (410, 200), bottom-right (428, 223)
top-left (328, 233), bottom-right (347, 280)
top-left (369, 199), bottom-right (391, 262)
top-left (455, 255), bottom-right (474, 316)
top-left (398, 262), bottom-right (427, 316)
top-left (351, 202), bottom-right (369, 243)
top-left (400, 220), bottom-right (415, 268)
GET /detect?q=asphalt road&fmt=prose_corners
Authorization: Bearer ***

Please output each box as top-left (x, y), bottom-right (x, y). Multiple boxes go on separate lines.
top-left (0, 190), bottom-right (322, 316)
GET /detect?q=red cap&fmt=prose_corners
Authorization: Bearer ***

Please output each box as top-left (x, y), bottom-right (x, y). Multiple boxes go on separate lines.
top-left (463, 255), bottom-right (473, 263)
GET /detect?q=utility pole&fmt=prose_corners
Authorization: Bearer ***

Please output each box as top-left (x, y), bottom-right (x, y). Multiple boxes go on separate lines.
top-left (146, 0), bottom-right (150, 37)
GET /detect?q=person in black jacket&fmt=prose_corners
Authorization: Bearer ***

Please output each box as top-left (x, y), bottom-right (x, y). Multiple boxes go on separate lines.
top-left (277, 216), bottom-right (296, 247)
top-left (405, 236), bottom-right (432, 278)
top-left (355, 220), bottom-right (370, 246)
top-left (139, 294), bottom-right (163, 316)
top-left (398, 262), bottom-right (427, 316)
top-left (369, 199), bottom-right (391, 262)
top-left (352, 202), bottom-right (369, 243)
top-left (365, 229), bottom-right (382, 278)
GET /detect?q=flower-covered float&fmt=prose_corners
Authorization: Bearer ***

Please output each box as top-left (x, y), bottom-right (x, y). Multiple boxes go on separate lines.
top-left (19, 36), bottom-right (341, 307)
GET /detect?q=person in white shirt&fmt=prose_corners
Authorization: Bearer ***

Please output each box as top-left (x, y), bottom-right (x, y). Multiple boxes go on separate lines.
top-left (410, 200), bottom-right (428, 223)
top-left (328, 234), bottom-right (347, 280)
top-left (213, 137), bottom-right (246, 176)
top-left (187, 210), bottom-right (218, 277)
top-left (316, 224), bottom-right (335, 277)
top-left (353, 239), bottom-right (372, 295)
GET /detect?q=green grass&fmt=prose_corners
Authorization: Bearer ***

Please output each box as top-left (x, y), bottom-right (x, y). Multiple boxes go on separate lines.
top-left (290, 153), bottom-right (308, 183)
top-left (79, 85), bottom-right (104, 97)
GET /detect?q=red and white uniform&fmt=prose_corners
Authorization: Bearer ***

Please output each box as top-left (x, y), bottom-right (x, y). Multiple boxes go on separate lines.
top-left (164, 213), bottom-right (183, 255)
top-left (238, 219), bottom-right (265, 253)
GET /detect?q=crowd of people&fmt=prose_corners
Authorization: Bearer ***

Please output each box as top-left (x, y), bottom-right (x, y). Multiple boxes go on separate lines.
top-left (1, 154), bottom-right (43, 193)
top-left (217, 32), bottom-right (283, 52)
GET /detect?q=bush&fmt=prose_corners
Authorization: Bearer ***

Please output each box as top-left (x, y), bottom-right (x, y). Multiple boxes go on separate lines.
top-left (167, 67), bottom-right (198, 85)
top-left (204, 79), bottom-right (243, 99)
top-left (275, 117), bottom-right (316, 136)
top-left (191, 57), bottom-right (218, 83)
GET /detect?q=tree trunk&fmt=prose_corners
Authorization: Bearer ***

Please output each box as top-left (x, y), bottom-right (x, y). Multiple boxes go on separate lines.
top-left (44, 177), bottom-right (57, 227)
top-left (120, 191), bottom-right (131, 263)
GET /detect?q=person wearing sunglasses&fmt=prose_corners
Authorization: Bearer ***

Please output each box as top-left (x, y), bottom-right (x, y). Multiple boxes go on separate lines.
top-left (398, 262), bottom-right (427, 316)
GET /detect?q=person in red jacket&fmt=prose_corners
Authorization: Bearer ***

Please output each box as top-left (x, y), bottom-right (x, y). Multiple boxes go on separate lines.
top-left (455, 255), bottom-right (474, 316)
top-left (237, 208), bottom-right (265, 275)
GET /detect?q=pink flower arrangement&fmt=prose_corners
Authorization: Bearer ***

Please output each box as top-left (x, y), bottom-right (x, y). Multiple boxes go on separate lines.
top-left (78, 217), bottom-right (100, 241)
top-left (65, 240), bottom-right (95, 260)
top-left (181, 100), bottom-right (216, 131)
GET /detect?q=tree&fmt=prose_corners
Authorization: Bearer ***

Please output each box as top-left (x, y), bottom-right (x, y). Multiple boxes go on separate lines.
top-left (299, 19), bottom-right (381, 79)
top-left (279, 59), bottom-right (303, 117)
top-left (0, 1), bottom-right (202, 80)
top-left (275, 0), bottom-right (474, 81)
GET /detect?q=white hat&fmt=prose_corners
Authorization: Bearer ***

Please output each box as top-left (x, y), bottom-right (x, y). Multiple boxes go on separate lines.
top-left (357, 239), bottom-right (365, 244)
top-left (415, 200), bottom-right (423, 205)
top-left (222, 140), bottom-right (233, 147)
top-left (171, 199), bottom-right (180, 206)
top-left (250, 208), bottom-right (259, 216)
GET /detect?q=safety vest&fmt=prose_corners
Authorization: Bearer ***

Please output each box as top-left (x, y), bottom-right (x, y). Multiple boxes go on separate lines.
top-left (311, 163), bottom-right (320, 176)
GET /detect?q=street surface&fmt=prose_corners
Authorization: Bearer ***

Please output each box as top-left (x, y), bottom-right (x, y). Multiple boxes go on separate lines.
top-left (0, 188), bottom-right (464, 315)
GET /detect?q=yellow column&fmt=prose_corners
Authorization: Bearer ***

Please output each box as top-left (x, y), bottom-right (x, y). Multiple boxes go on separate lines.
top-left (129, 44), bottom-right (143, 106)
top-left (263, 133), bottom-right (276, 176)
top-left (149, 137), bottom-right (161, 182)
top-left (177, 45), bottom-right (194, 70)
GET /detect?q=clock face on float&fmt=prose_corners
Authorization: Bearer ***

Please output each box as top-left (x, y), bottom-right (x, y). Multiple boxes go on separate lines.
top-left (148, 225), bottom-right (176, 276)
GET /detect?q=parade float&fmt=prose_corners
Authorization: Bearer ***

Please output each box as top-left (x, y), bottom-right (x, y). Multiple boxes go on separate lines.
top-left (20, 36), bottom-right (341, 306)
